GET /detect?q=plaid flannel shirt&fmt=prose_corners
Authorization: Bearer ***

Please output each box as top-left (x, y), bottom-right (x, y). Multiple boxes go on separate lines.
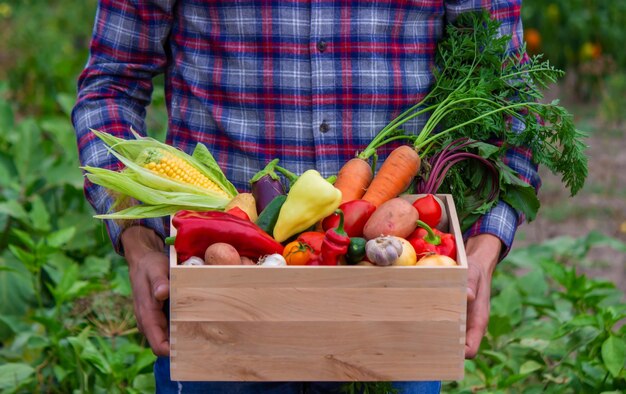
top-left (73, 0), bottom-right (540, 258)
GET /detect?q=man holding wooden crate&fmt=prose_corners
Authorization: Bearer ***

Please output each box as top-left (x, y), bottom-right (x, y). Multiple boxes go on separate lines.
top-left (73, 0), bottom-right (539, 392)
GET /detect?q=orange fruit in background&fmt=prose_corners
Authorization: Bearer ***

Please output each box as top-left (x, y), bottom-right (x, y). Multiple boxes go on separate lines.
top-left (524, 28), bottom-right (542, 53)
top-left (580, 42), bottom-right (602, 61)
top-left (591, 43), bottom-right (602, 59)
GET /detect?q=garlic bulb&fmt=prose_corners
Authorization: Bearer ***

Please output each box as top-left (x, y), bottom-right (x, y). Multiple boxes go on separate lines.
top-left (365, 236), bottom-right (403, 266)
top-left (181, 256), bottom-right (205, 266)
top-left (258, 253), bottom-right (287, 266)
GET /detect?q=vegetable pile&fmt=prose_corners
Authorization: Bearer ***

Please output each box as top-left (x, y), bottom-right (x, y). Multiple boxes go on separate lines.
top-left (83, 11), bottom-right (587, 267)
top-left (170, 189), bottom-right (457, 267)
top-left (159, 161), bottom-right (456, 267)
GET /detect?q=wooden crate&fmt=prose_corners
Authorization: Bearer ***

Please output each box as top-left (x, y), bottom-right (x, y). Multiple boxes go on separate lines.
top-left (169, 194), bottom-right (467, 382)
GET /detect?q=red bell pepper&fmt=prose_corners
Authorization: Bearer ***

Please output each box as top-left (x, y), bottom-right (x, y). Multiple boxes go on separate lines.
top-left (296, 231), bottom-right (325, 265)
top-left (171, 210), bottom-right (284, 262)
top-left (225, 206), bottom-right (251, 221)
top-left (320, 209), bottom-right (351, 265)
top-left (321, 199), bottom-right (376, 237)
top-left (297, 231), bottom-right (325, 254)
top-left (407, 219), bottom-right (457, 259)
top-left (412, 194), bottom-right (442, 228)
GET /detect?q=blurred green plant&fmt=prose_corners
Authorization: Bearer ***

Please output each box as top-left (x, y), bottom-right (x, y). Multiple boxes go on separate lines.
top-left (1, 0), bottom-right (624, 392)
top-left (522, 1), bottom-right (626, 101)
top-left (444, 231), bottom-right (626, 393)
top-left (599, 72), bottom-right (626, 125)
top-left (0, 0), bottom-right (168, 134)
top-left (0, 0), bottom-right (96, 115)
top-left (0, 88), bottom-right (155, 393)
top-left (522, 1), bottom-right (626, 69)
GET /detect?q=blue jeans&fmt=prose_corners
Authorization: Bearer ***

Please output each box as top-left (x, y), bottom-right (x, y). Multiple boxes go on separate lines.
top-left (154, 357), bottom-right (441, 394)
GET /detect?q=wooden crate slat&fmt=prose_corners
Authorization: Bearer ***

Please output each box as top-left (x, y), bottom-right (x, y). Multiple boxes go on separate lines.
top-left (171, 321), bottom-right (465, 382)
top-left (171, 287), bottom-right (465, 322)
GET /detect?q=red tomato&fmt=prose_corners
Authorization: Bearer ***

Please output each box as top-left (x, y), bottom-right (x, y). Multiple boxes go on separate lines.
top-left (412, 194), bottom-right (442, 228)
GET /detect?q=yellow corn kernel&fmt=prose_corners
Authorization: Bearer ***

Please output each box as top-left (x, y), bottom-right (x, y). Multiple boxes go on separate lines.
top-left (142, 149), bottom-right (228, 197)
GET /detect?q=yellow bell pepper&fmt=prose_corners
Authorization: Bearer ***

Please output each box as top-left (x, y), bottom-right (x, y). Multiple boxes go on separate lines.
top-left (273, 169), bottom-right (342, 242)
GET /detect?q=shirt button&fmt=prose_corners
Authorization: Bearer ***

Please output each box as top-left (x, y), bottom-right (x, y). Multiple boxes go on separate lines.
top-left (317, 40), bottom-right (327, 52)
top-left (319, 121), bottom-right (330, 133)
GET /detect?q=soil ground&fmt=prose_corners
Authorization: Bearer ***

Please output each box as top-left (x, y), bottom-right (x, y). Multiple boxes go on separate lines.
top-left (512, 84), bottom-right (626, 292)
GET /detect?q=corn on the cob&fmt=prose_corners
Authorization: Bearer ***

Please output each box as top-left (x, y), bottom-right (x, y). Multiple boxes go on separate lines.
top-left (139, 148), bottom-right (229, 197)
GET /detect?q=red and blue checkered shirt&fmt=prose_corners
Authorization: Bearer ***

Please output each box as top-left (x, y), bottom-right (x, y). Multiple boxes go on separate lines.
top-left (73, 0), bottom-right (540, 257)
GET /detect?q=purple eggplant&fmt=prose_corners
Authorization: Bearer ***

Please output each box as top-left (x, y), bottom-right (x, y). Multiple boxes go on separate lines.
top-left (250, 159), bottom-right (286, 214)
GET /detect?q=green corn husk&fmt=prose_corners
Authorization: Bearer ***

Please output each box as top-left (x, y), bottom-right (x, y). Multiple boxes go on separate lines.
top-left (96, 204), bottom-right (196, 220)
top-left (82, 128), bottom-right (238, 219)
top-left (92, 128), bottom-right (238, 196)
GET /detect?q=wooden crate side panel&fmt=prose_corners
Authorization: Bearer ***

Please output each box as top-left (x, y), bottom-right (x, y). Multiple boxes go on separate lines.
top-left (170, 265), bottom-right (466, 289)
top-left (442, 194), bottom-right (468, 269)
top-left (170, 321), bottom-right (464, 382)
top-left (169, 215), bottom-right (177, 268)
top-left (171, 287), bottom-right (465, 322)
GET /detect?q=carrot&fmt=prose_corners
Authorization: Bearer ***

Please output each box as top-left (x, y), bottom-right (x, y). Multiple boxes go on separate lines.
top-left (333, 157), bottom-right (373, 203)
top-left (361, 145), bottom-right (421, 207)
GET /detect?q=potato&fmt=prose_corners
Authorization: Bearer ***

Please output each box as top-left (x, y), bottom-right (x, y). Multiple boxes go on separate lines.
top-left (204, 242), bottom-right (242, 265)
top-left (240, 256), bottom-right (257, 265)
top-left (363, 198), bottom-right (419, 240)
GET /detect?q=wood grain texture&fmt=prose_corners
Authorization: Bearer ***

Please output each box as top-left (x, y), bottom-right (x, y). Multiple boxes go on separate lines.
top-left (171, 321), bottom-right (464, 381)
top-left (172, 287), bottom-right (465, 322)
top-left (169, 194), bottom-right (467, 382)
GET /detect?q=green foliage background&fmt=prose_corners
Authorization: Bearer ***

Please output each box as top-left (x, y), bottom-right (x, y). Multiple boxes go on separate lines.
top-left (522, 1), bottom-right (626, 69)
top-left (0, 0), bottom-right (624, 392)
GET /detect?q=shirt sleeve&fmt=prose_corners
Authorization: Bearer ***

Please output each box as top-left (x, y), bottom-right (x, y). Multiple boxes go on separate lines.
top-left (445, 0), bottom-right (542, 259)
top-left (72, 0), bottom-right (176, 254)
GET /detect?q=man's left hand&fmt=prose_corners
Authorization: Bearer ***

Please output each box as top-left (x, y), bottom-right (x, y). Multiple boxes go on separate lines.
top-left (464, 234), bottom-right (502, 359)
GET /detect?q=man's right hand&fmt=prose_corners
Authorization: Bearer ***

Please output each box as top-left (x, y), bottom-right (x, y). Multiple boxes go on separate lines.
top-left (121, 226), bottom-right (170, 356)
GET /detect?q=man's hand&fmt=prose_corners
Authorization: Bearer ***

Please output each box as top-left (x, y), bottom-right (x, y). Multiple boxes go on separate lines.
top-left (121, 226), bottom-right (170, 356)
top-left (464, 234), bottom-right (501, 359)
